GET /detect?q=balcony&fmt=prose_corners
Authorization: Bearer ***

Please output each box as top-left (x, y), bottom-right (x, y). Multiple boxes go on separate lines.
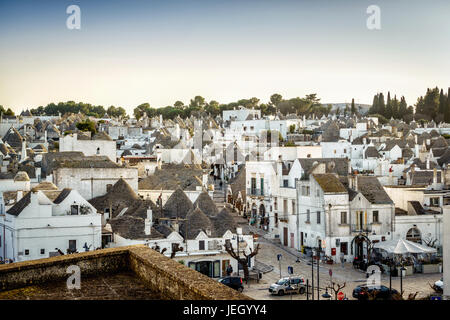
top-left (351, 223), bottom-right (372, 233)
top-left (247, 188), bottom-right (264, 197)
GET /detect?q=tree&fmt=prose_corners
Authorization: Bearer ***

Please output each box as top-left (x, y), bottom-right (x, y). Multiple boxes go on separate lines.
top-left (378, 93), bottom-right (385, 116)
top-left (76, 119), bottom-right (97, 135)
top-left (369, 94), bottom-right (379, 115)
top-left (174, 101), bottom-right (185, 109)
top-left (385, 92), bottom-right (392, 119)
top-left (351, 98), bottom-right (356, 116)
top-left (327, 281), bottom-right (346, 300)
top-left (269, 93), bottom-right (283, 109)
top-left (446, 88), bottom-right (450, 123)
top-left (224, 241), bottom-right (260, 282)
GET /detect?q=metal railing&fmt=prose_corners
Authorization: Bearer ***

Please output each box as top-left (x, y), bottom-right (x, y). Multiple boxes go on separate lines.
top-left (351, 223), bottom-right (372, 233)
top-left (247, 188), bottom-right (264, 196)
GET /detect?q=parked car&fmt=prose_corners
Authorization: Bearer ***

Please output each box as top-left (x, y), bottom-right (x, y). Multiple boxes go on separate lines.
top-left (352, 285), bottom-right (398, 300)
top-left (433, 277), bottom-right (443, 293)
top-left (218, 276), bottom-right (244, 292)
top-left (269, 277), bottom-right (306, 296)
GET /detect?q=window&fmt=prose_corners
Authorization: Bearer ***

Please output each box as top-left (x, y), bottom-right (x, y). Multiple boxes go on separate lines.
top-left (25, 249), bottom-right (29, 255)
top-left (316, 189), bottom-right (320, 197)
top-left (344, 149), bottom-right (347, 153)
top-left (302, 186), bottom-right (306, 196)
top-left (283, 180), bottom-right (288, 187)
top-left (291, 201), bottom-right (296, 215)
top-left (274, 198), bottom-right (278, 210)
top-left (317, 211), bottom-right (321, 224)
top-left (71, 205), bottom-right (79, 215)
top-left (69, 240), bottom-right (77, 253)
top-left (283, 199), bottom-right (288, 214)
top-left (373, 211), bottom-right (379, 223)
top-left (199, 240), bottom-right (205, 250)
top-left (340, 212), bottom-right (347, 224)
top-left (306, 186), bottom-right (310, 196)
top-left (260, 178), bottom-right (264, 194)
top-left (40, 249), bottom-right (45, 255)
top-left (334, 150), bottom-right (336, 154)
top-left (306, 209), bottom-right (310, 223)
top-left (430, 197), bottom-right (439, 207)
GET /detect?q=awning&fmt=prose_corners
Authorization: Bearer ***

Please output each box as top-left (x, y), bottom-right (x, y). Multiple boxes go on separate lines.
top-left (373, 238), bottom-right (437, 254)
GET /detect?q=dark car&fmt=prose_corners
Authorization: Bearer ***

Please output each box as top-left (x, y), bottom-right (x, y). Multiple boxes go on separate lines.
top-left (352, 285), bottom-right (398, 300)
top-left (218, 276), bottom-right (244, 292)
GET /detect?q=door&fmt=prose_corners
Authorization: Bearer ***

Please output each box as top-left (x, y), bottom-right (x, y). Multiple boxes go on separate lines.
top-left (290, 233), bottom-right (294, 248)
top-left (222, 260), bottom-right (230, 277)
top-left (69, 240), bottom-right (76, 253)
top-left (283, 228), bottom-right (288, 246)
top-left (340, 242), bottom-right (348, 255)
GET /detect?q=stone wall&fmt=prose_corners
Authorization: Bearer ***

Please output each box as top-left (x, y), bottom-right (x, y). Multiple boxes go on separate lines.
top-left (128, 246), bottom-right (251, 300)
top-left (0, 245), bottom-right (252, 300)
top-left (0, 246), bottom-right (129, 291)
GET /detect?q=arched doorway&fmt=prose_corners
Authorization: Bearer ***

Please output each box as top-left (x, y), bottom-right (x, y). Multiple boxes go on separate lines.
top-left (351, 234), bottom-right (371, 261)
top-left (406, 227), bottom-right (421, 243)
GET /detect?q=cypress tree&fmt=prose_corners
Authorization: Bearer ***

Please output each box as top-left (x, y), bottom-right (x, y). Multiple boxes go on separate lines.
top-left (369, 94), bottom-right (379, 114)
top-left (439, 88), bottom-right (446, 115)
top-left (351, 98), bottom-right (356, 115)
top-left (378, 93), bottom-right (386, 117)
top-left (385, 91), bottom-right (392, 119)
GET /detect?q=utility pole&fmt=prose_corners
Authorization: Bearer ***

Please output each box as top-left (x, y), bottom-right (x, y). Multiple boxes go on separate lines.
top-left (317, 246), bottom-right (320, 300)
top-left (311, 250), bottom-right (314, 301)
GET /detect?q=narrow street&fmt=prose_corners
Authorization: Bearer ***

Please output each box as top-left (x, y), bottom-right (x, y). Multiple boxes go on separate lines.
top-left (240, 226), bottom-right (439, 300)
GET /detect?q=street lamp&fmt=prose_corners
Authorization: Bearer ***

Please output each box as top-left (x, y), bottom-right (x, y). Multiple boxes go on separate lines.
top-left (322, 288), bottom-right (331, 300)
top-left (400, 266), bottom-right (406, 297)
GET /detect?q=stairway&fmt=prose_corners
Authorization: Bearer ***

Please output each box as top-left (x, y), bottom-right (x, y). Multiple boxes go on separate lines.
top-left (213, 181), bottom-right (226, 209)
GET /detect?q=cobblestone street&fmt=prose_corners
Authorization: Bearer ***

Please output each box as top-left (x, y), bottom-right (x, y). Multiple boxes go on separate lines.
top-left (239, 227), bottom-right (440, 300)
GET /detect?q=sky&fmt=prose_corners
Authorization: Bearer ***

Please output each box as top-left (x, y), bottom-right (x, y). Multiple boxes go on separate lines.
top-left (0, 0), bottom-right (449, 115)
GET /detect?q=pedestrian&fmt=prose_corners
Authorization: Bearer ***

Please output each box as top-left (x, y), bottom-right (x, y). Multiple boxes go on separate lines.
top-left (226, 264), bottom-right (233, 276)
top-left (340, 252), bottom-right (345, 269)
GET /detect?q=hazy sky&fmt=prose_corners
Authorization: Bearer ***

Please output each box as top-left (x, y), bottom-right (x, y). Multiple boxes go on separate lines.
top-left (1, 0), bottom-right (449, 114)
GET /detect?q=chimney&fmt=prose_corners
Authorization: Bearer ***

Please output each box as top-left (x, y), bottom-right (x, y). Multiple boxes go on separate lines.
top-left (144, 209), bottom-right (153, 235)
top-left (20, 141), bottom-right (27, 162)
top-left (156, 149), bottom-right (162, 170)
top-left (277, 155), bottom-right (283, 187)
top-left (433, 168), bottom-right (438, 187)
top-left (202, 172), bottom-right (208, 189)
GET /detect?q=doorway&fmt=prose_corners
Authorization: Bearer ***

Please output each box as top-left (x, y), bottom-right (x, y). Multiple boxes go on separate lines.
top-left (283, 228), bottom-right (288, 246)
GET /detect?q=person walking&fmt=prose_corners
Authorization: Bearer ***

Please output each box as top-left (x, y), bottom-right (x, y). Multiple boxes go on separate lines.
top-left (226, 264), bottom-right (233, 276)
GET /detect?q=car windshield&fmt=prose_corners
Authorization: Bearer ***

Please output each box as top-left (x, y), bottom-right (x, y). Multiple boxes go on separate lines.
top-left (276, 279), bottom-right (287, 285)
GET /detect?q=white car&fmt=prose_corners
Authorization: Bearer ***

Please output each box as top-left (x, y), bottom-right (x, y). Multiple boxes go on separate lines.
top-left (434, 278), bottom-right (443, 292)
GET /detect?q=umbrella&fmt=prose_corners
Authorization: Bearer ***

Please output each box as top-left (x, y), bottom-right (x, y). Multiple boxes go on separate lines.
top-left (373, 238), bottom-right (437, 255)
